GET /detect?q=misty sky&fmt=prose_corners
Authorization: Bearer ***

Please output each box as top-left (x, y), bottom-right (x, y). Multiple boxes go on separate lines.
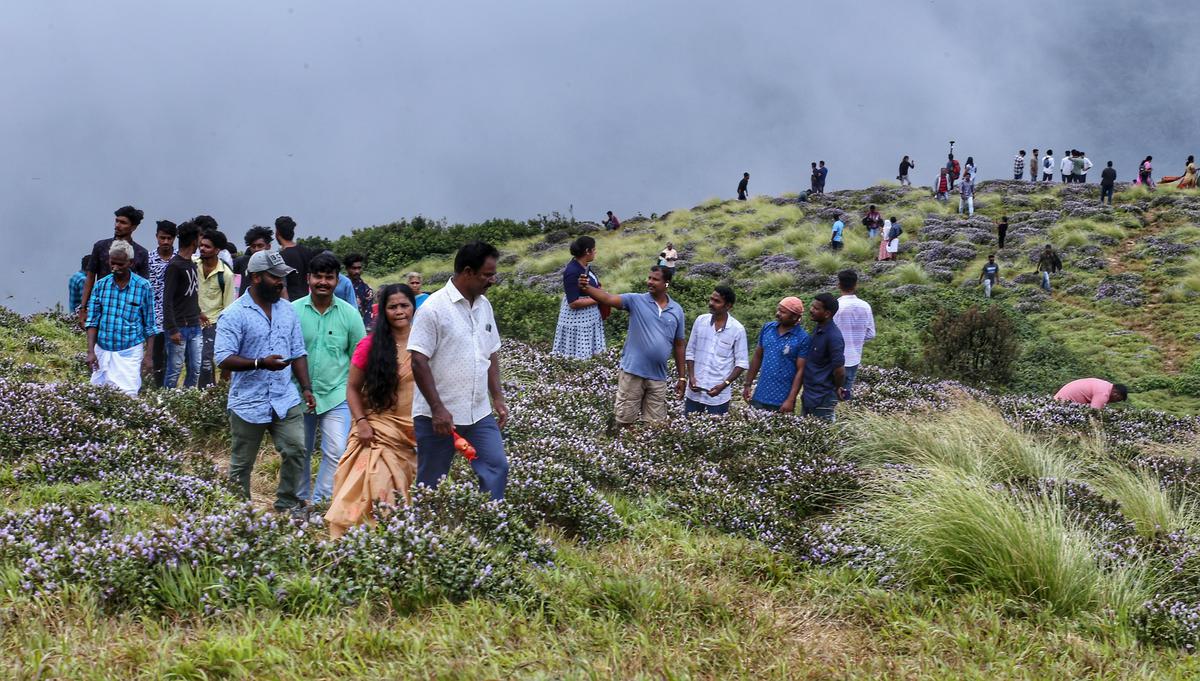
top-left (2, 2), bottom-right (1197, 313)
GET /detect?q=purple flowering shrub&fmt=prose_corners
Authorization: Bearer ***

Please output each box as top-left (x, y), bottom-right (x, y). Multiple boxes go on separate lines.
top-left (504, 453), bottom-right (626, 544)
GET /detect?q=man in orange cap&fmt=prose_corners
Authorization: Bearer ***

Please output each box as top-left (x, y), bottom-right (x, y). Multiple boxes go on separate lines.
top-left (742, 296), bottom-right (810, 413)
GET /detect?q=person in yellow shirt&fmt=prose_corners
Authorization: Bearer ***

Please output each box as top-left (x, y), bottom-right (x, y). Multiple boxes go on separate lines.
top-left (196, 229), bottom-right (237, 387)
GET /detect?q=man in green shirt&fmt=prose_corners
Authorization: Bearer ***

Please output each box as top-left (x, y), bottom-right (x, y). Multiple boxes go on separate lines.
top-left (293, 252), bottom-right (366, 504)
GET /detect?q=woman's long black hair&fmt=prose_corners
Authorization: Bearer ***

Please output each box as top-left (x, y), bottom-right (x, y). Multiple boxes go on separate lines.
top-left (362, 283), bottom-right (416, 412)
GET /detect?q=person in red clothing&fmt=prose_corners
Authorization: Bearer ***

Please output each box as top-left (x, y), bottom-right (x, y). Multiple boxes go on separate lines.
top-left (934, 168), bottom-right (950, 201)
top-left (1054, 378), bottom-right (1128, 410)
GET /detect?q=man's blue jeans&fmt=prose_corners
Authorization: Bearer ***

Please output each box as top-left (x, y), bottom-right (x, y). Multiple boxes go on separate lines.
top-left (1041, 271), bottom-right (1052, 292)
top-left (414, 414), bottom-right (508, 500)
top-left (164, 325), bottom-right (202, 388)
top-left (801, 393), bottom-right (838, 423)
top-left (300, 400), bottom-right (350, 504)
top-left (841, 364), bottom-right (859, 400)
top-left (684, 398), bottom-right (730, 416)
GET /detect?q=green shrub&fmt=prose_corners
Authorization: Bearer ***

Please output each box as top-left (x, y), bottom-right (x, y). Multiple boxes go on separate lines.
top-left (922, 305), bottom-right (1020, 387)
top-left (488, 285), bottom-right (560, 344)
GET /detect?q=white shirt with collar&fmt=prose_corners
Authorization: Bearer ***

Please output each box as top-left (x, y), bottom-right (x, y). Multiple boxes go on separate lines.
top-left (684, 313), bottom-right (749, 406)
top-left (1082, 157), bottom-right (1093, 173)
top-left (408, 279), bottom-right (502, 426)
top-left (1061, 156), bottom-right (1073, 174)
top-left (833, 294), bottom-right (876, 367)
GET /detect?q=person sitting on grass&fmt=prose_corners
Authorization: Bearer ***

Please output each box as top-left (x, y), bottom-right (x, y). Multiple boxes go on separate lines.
top-left (1054, 378), bottom-right (1128, 410)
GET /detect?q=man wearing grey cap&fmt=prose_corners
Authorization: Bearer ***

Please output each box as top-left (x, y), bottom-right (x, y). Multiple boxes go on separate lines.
top-left (215, 250), bottom-right (317, 515)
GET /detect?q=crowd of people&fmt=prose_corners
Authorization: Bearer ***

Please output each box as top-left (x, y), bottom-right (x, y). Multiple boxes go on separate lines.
top-left (69, 141), bottom-right (1180, 533)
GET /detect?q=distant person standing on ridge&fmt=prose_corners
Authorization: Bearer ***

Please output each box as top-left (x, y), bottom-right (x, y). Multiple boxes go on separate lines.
top-left (1061, 150), bottom-right (1073, 183)
top-left (1036, 244), bottom-right (1062, 292)
top-left (1100, 162), bottom-right (1117, 205)
top-left (1042, 149), bottom-right (1056, 182)
top-left (1075, 151), bottom-right (1094, 183)
top-left (684, 286), bottom-right (749, 417)
top-left (658, 243), bottom-right (679, 278)
top-left (830, 217), bottom-right (845, 250)
top-left (1013, 150), bottom-right (1027, 180)
top-left (958, 173), bottom-right (976, 216)
top-left (833, 270), bottom-right (874, 400)
top-left (801, 293), bottom-right (845, 422)
top-left (1030, 149), bottom-right (1040, 181)
top-left (996, 215), bottom-right (1009, 250)
top-left (898, 155), bottom-right (915, 186)
top-left (934, 167), bottom-right (950, 201)
top-left (737, 172), bottom-right (750, 200)
top-left (604, 211), bottom-right (621, 230)
top-left (979, 254), bottom-right (1000, 298)
top-left (68, 256), bottom-right (89, 314)
top-left (877, 219), bottom-right (893, 261)
top-left (1054, 378), bottom-right (1127, 410)
top-left (85, 241), bottom-right (156, 397)
top-left (1080, 153), bottom-right (1093, 183)
top-left (148, 220), bottom-right (177, 387)
top-left (863, 205), bottom-right (883, 239)
top-left (579, 266), bottom-right (687, 430)
top-left (742, 297), bottom-right (810, 413)
top-left (818, 161), bottom-right (829, 193)
top-left (79, 205), bottom-right (150, 328)
top-left (810, 162), bottom-right (820, 193)
top-left (946, 154), bottom-right (959, 190)
top-left (275, 216), bottom-right (313, 301)
top-left (1138, 156), bottom-right (1155, 189)
top-left (885, 217), bottom-right (902, 260)
top-left (964, 157), bottom-right (977, 183)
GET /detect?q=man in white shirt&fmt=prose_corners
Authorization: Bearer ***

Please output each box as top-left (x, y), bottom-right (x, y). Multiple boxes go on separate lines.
top-left (1042, 150), bottom-right (1055, 182)
top-left (832, 270), bottom-right (876, 400)
top-left (409, 241), bottom-right (508, 499)
top-left (1061, 152), bottom-right (1073, 183)
top-left (684, 286), bottom-right (749, 416)
top-left (1080, 153), bottom-right (1093, 183)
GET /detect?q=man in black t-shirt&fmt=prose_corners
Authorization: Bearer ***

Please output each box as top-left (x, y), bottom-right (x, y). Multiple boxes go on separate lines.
top-left (275, 215), bottom-right (313, 301)
top-left (163, 221), bottom-right (202, 388)
top-left (737, 172), bottom-right (749, 200)
top-left (1100, 161), bottom-right (1117, 205)
top-left (78, 205), bottom-right (151, 327)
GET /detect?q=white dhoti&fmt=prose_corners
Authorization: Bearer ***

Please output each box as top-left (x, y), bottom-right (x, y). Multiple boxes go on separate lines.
top-left (91, 344), bottom-right (144, 397)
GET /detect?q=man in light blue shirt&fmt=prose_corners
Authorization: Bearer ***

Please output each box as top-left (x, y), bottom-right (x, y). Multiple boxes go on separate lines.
top-left (215, 250), bottom-right (316, 514)
top-left (831, 219), bottom-right (845, 251)
top-left (580, 266), bottom-right (686, 429)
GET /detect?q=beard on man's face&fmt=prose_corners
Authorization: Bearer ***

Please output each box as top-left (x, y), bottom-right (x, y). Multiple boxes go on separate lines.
top-left (255, 279), bottom-right (282, 304)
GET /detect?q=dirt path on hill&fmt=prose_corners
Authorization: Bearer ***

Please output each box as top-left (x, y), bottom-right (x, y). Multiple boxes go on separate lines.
top-left (1101, 208), bottom-right (1187, 373)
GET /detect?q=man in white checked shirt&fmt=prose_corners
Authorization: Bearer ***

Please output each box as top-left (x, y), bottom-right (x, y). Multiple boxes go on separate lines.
top-left (832, 270), bottom-right (875, 401)
top-left (684, 286), bottom-right (749, 416)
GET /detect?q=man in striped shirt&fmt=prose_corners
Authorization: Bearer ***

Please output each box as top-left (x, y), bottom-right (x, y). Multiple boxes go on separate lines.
top-left (832, 270), bottom-right (875, 400)
top-left (1013, 150), bottom-right (1026, 180)
top-left (85, 241), bottom-right (157, 397)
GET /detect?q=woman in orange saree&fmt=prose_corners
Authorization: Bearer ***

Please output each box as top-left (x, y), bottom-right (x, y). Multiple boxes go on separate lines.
top-left (325, 284), bottom-right (419, 539)
top-left (1162, 155), bottom-right (1196, 188)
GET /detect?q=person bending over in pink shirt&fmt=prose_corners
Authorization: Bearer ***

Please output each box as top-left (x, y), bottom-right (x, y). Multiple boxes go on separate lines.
top-left (1054, 378), bottom-right (1128, 410)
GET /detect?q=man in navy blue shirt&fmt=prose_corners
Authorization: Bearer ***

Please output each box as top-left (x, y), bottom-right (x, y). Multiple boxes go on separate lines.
top-left (580, 266), bottom-right (686, 430)
top-left (801, 293), bottom-right (845, 422)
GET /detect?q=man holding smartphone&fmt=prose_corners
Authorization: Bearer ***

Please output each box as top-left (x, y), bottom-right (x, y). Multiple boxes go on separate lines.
top-left (215, 250), bottom-right (316, 517)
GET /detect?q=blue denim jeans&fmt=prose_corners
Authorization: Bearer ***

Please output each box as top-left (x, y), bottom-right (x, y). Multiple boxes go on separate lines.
top-left (300, 400), bottom-right (351, 504)
top-left (198, 325), bottom-right (219, 388)
top-left (684, 398), bottom-right (730, 416)
top-left (801, 393), bottom-right (838, 422)
top-left (414, 414), bottom-right (508, 500)
top-left (1041, 271), bottom-right (1052, 292)
top-left (164, 325), bottom-right (202, 388)
top-left (842, 364), bottom-right (859, 400)
top-left (984, 278), bottom-right (993, 298)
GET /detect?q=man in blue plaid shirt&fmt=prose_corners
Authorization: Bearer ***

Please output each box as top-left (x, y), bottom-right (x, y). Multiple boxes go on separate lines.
top-left (85, 241), bottom-right (157, 396)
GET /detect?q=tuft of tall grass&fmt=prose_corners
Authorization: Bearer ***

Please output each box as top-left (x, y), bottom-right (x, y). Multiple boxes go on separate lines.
top-left (860, 467), bottom-right (1151, 616)
top-left (892, 263), bottom-right (931, 285)
top-left (842, 404), bottom-right (1086, 482)
top-left (809, 252), bottom-right (846, 275)
top-left (1095, 464), bottom-right (1196, 538)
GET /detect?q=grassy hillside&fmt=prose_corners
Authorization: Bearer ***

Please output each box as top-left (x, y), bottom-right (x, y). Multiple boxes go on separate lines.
top-left (375, 181), bottom-right (1200, 413)
top-left (4, 310), bottom-right (1200, 677)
